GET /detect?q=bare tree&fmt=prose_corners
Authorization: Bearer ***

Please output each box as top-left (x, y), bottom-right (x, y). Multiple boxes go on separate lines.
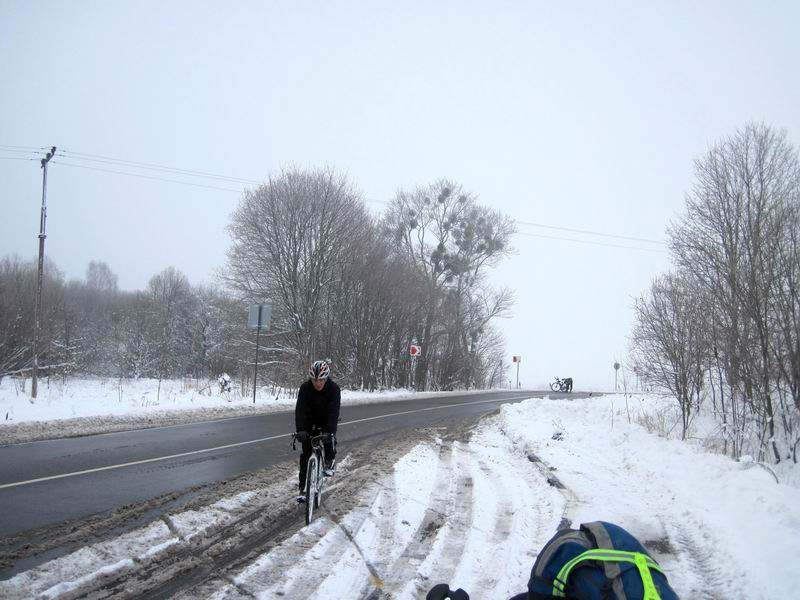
top-left (226, 167), bottom-right (370, 374)
top-left (383, 180), bottom-right (515, 389)
top-left (0, 255), bottom-right (67, 382)
top-left (668, 123), bottom-right (800, 460)
top-left (631, 273), bottom-right (707, 439)
top-left (148, 267), bottom-right (192, 398)
top-left (327, 227), bottom-right (424, 390)
top-left (86, 260), bottom-right (118, 293)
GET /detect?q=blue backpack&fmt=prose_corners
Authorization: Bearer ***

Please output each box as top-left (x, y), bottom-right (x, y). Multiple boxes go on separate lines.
top-left (527, 521), bottom-right (679, 600)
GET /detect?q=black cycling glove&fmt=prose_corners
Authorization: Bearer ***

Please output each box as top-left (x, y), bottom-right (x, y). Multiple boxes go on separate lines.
top-left (426, 583), bottom-right (470, 600)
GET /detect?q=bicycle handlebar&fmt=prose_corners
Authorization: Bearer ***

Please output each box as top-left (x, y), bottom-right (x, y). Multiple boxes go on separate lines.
top-left (291, 431), bottom-right (335, 450)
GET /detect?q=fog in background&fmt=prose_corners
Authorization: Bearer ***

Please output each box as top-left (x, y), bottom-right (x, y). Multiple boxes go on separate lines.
top-left (2, 1), bottom-right (798, 388)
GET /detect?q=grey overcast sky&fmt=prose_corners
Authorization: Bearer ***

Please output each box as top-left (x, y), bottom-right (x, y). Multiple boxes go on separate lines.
top-left (1, 1), bottom-right (798, 389)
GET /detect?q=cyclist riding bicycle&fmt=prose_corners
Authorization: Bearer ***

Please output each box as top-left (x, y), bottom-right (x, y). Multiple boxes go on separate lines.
top-left (295, 360), bottom-right (341, 503)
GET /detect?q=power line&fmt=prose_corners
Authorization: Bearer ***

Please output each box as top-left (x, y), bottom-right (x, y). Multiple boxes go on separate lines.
top-left (15, 145), bottom-right (665, 250)
top-left (516, 230), bottom-right (666, 253)
top-left (515, 219), bottom-right (663, 245)
top-left (0, 148), bottom-right (43, 156)
top-left (51, 161), bottom-right (246, 193)
top-left (52, 159), bottom-right (390, 204)
top-left (0, 144), bottom-right (48, 151)
top-left (59, 149), bottom-right (261, 185)
top-left (373, 198), bottom-right (664, 244)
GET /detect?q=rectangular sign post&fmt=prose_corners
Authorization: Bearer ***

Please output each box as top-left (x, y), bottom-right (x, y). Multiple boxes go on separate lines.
top-left (409, 339), bottom-right (420, 389)
top-left (512, 355), bottom-right (521, 389)
top-left (248, 304), bottom-right (272, 403)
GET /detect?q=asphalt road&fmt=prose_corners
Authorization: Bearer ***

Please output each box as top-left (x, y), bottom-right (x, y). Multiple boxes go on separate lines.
top-left (0, 389), bottom-right (589, 537)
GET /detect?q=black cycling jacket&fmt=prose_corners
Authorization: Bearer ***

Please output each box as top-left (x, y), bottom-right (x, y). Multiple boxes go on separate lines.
top-left (295, 378), bottom-right (341, 434)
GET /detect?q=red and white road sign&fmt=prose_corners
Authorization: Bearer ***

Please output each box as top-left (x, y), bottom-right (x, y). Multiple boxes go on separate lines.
top-left (512, 355), bottom-right (521, 363)
top-left (410, 345), bottom-right (421, 357)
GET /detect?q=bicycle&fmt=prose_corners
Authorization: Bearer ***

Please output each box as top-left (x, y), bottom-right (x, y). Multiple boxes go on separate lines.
top-left (550, 376), bottom-right (572, 392)
top-left (292, 432), bottom-right (335, 525)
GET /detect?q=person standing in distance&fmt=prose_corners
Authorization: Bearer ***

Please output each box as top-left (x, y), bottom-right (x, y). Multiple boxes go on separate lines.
top-left (295, 360), bottom-right (341, 503)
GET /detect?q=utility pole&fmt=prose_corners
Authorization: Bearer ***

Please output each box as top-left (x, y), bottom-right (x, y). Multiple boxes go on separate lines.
top-left (31, 146), bottom-right (56, 399)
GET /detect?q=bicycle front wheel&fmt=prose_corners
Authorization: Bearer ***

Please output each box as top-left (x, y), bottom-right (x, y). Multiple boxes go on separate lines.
top-left (305, 455), bottom-right (318, 525)
top-left (315, 453), bottom-right (324, 509)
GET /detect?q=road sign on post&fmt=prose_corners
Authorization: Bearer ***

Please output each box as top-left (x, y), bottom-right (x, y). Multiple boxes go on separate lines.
top-left (409, 344), bottom-right (421, 390)
top-left (512, 356), bottom-right (521, 388)
top-left (248, 304), bottom-right (272, 403)
top-left (248, 304), bottom-right (272, 330)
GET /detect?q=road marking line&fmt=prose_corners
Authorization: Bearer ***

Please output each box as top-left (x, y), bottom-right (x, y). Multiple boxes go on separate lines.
top-left (4, 390), bottom-right (523, 446)
top-left (0, 432), bottom-right (288, 490)
top-left (0, 395), bottom-right (531, 490)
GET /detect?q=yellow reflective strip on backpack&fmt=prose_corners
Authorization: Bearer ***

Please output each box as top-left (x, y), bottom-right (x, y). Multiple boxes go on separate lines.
top-left (551, 549), bottom-right (663, 600)
top-left (634, 552), bottom-right (661, 600)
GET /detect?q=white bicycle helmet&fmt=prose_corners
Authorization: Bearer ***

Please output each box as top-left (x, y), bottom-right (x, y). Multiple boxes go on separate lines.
top-left (308, 360), bottom-right (330, 380)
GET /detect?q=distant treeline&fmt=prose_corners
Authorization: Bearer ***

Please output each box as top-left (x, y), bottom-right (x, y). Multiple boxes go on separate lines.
top-left (630, 123), bottom-right (800, 464)
top-left (0, 172), bottom-right (515, 392)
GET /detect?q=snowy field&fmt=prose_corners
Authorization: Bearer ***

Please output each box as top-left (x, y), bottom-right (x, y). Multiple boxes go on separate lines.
top-left (0, 377), bottom-right (491, 444)
top-left (2, 390), bottom-right (798, 599)
top-left (0, 376), bottom-right (465, 424)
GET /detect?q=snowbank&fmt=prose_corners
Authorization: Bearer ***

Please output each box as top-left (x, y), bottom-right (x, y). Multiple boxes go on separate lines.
top-left (0, 377), bottom-right (491, 444)
top-left (498, 394), bottom-right (800, 599)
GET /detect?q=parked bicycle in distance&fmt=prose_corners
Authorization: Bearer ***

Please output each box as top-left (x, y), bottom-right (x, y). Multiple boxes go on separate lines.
top-left (550, 376), bottom-right (573, 392)
top-left (292, 432), bottom-right (336, 525)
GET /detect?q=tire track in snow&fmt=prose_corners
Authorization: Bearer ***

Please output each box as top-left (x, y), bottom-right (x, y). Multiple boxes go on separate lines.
top-left (369, 441), bottom-right (458, 598)
top-left (380, 422), bottom-right (565, 599)
top-left (203, 437), bottom-right (443, 599)
top-left (388, 442), bottom-right (474, 599)
top-left (468, 458), bottom-right (528, 595)
top-left (664, 516), bottom-right (745, 600)
top-left (366, 472), bottom-right (401, 576)
top-left (313, 442), bottom-right (463, 599)
top-left (230, 488), bottom-right (382, 599)
top-left (440, 453), bottom-right (506, 595)
top-left (423, 442), bottom-right (475, 583)
top-left (205, 517), bottom-right (337, 599)
top-left (188, 419), bottom-right (562, 600)
top-left (457, 424), bottom-right (562, 599)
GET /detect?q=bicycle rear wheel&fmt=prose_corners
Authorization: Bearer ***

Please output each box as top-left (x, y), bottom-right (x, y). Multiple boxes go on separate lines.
top-left (550, 381), bottom-right (561, 392)
top-left (305, 455), bottom-right (317, 525)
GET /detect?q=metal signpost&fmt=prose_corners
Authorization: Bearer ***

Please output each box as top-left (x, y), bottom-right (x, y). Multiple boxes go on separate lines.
top-left (512, 355), bottom-right (521, 389)
top-left (248, 304), bottom-right (272, 403)
top-left (409, 342), bottom-right (421, 388)
top-left (614, 361), bottom-right (620, 392)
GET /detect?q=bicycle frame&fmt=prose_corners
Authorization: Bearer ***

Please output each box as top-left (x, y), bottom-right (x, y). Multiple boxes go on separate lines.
top-left (296, 433), bottom-right (333, 525)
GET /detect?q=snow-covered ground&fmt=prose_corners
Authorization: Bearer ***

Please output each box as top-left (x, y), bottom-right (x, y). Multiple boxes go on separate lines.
top-left (0, 377), bottom-right (491, 444)
top-left (2, 391), bottom-right (798, 599)
top-left (0, 376), bottom-right (465, 424)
